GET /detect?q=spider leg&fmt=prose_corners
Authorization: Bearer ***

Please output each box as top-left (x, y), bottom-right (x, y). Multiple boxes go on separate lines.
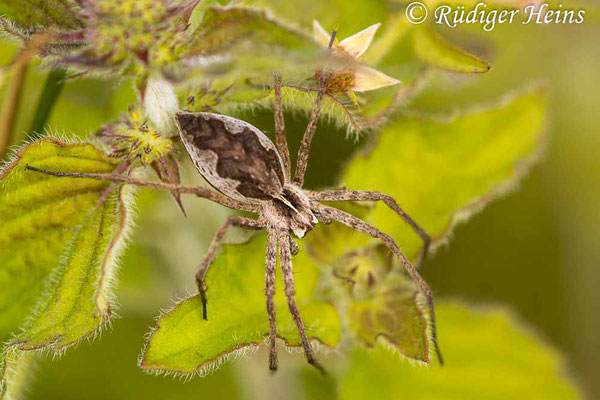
top-left (289, 235), bottom-right (300, 255)
top-left (24, 165), bottom-right (258, 212)
top-left (314, 204), bottom-right (444, 366)
top-left (274, 73), bottom-right (291, 180)
top-left (196, 216), bottom-right (264, 320)
top-left (293, 30), bottom-right (337, 188)
top-left (307, 190), bottom-right (431, 269)
top-left (265, 229), bottom-right (278, 371)
top-left (277, 230), bottom-right (326, 374)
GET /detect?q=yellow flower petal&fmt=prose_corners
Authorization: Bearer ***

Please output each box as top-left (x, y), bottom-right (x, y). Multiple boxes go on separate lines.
top-left (339, 23), bottom-right (381, 59)
top-left (352, 65), bottom-right (400, 92)
top-left (313, 19), bottom-right (333, 48)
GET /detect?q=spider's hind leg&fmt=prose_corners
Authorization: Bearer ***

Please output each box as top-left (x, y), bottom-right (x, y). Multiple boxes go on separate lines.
top-left (278, 230), bottom-right (326, 374)
top-left (314, 203), bottom-right (444, 366)
top-left (265, 230), bottom-right (279, 371)
top-left (307, 189), bottom-right (431, 269)
top-left (289, 235), bottom-right (300, 255)
top-left (195, 216), bottom-right (264, 320)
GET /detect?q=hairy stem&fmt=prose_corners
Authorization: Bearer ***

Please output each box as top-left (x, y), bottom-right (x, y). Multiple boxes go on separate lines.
top-left (0, 61), bottom-right (28, 160)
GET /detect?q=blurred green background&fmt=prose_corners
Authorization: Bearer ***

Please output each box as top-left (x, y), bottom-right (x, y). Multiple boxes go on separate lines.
top-left (1, 1), bottom-right (599, 399)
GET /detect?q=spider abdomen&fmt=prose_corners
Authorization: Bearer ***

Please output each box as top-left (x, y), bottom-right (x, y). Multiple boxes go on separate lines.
top-left (176, 112), bottom-right (286, 203)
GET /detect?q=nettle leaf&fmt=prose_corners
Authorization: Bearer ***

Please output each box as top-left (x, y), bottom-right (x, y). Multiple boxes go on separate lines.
top-left (184, 7), bottom-right (414, 133)
top-left (187, 7), bottom-right (327, 78)
top-left (305, 202), bottom-right (372, 265)
top-left (244, 0), bottom-right (390, 31)
top-left (340, 90), bottom-right (547, 262)
top-left (188, 0), bottom-right (222, 32)
top-left (0, 349), bottom-right (35, 400)
top-left (182, 7), bottom-right (353, 106)
top-left (140, 233), bottom-right (341, 376)
top-left (346, 270), bottom-right (429, 362)
top-left (412, 26), bottom-right (490, 73)
top-left (250, 84), bottom-right (406, 136)
top-left (259, 87), bottom-right (365, 134)
top-left (306, 214), bottom-right (430, 363)
top-left (338, 302), bottom-right (582, 400)
top-left (195, 7), bottom-right (317, 54)
top-left (0, 138), bottom-right (133, 395)
top-left (0, 0), bottom-right (83, 29)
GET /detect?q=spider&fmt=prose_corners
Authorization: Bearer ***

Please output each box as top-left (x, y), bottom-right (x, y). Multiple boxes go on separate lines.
top-left (25, 64), bottom-right (443, 374)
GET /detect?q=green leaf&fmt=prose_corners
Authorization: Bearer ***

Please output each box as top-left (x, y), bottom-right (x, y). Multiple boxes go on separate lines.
top-left (245, 84), bottom-right (407, 135)
top-left (243, 0), bottom-right (390, 33)
top-left (188, 0), bottom-right (222, 32)
top-left (346, 272), bottom-right (429, 362)
top-left (0, 0), bottom-right (83, 29)
top-left (190, 7), bottom-right (320, 62)
top-left (140, 233), bottom-right (341, 375)
top-left (0, 138), bottom-right (113, 337)
top-left (0, 138), bottom-right (133, 395)
top-left (341, 90), bottom-right (547, 262)
top-left (255, 87), bottom-right (366, 134)
top-left (306, 213), bottom-right (431, 363)
top-left (183, 6), bottom-right (405, 133)
top-left (412, 26), bottom-right (490, 73)
top-left (338, 302), bottom-right (582, 400)
top-left (305, 202), bottom-right (372, 265)
top-left (0, 348), bottom-right (35, 400)
top-left (364, 15), bottom-right (412, 66)
top-left (181, 6), bottom-right (360, 93)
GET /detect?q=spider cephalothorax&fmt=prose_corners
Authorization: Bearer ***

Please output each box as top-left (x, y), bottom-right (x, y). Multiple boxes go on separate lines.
top-left (25, 66), bottom-right (442, 374)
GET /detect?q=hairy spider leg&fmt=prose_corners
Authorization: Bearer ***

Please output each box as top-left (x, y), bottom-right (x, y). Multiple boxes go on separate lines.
top-left (195, 216), bottom-right (264, 319)
top-left (24, 165), bottom-right (258, 212)
top-left (293, 29), bottom-right (337, 187)
top-left (273, 73), bottom-right (291, 180)
top-left (265, 230), bottom-right (278, 371)
top-left (307, 190), bottom-right (431, 269)
top-left (277, 230), bottom-right (326, 374)
top-left (315, 204), bottom-right (444, 365)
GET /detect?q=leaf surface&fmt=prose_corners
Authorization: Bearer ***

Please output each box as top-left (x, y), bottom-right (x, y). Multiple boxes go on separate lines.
top-left (307, 215), bottom-right (431, 363)
top-left (340, 90), bottom-right (547, 262)
top-left (338, 302), bottom-right (582, 400)
top-left (141, 233), bottom-right (341, 375)
top-left (0, 0), bottom-right (83, 29)
top-left (0, 138), bottom-right (133, 396)
top-left (412, 26), bottom-right (490, 73)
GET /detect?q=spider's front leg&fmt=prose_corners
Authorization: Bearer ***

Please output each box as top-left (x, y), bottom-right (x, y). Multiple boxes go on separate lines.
top-left (196, 216), bottom-right (264, 319)
top-left (307, 189), bottom-right (431, 269)
top-left (24, 165), bottom-right (258, 212)
top-left (293, 29), bottom-right (336, 188)
top-left (277, 230), bottom-right (326, 374)
top-left (313, 203), bottom-right (444, 365)
top-left (273, 73), bottom-right (291, 180)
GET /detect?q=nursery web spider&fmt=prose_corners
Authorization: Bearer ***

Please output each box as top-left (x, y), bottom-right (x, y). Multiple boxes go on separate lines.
top-left (25, 37), bottom-right (442, 373)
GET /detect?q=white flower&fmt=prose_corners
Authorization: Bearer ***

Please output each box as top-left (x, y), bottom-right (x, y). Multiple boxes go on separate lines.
top-left (313, 20), bottom-right (400, 99)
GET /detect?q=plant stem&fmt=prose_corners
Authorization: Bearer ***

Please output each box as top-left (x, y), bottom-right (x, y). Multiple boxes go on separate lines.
top-left (0, 61), bottom-right (28, 160)
top-left (29, 68), bottom-right (67, 135)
